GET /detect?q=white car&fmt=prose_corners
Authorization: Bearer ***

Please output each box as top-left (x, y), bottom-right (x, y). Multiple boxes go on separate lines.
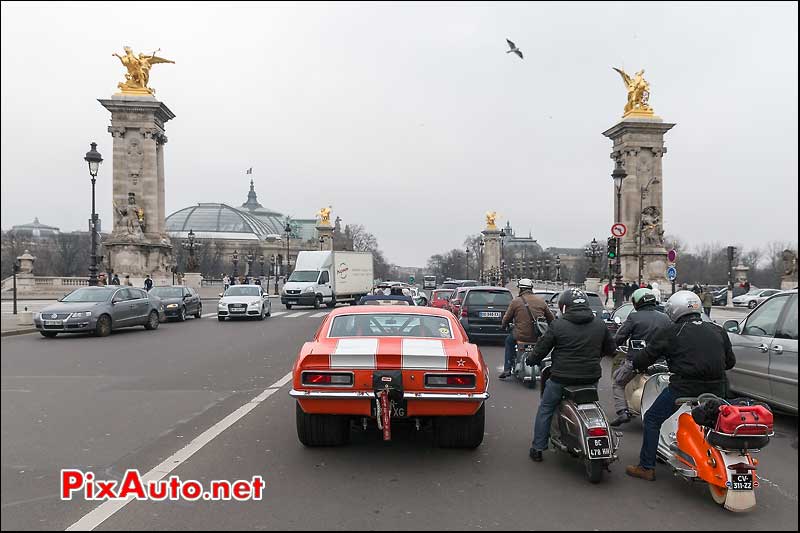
top-left (217, 285), bottom-right (272, 321)
top-left (732, 288), bottom-right (782, 309)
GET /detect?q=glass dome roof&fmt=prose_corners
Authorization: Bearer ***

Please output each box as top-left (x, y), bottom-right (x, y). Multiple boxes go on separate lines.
top-left (165, 203), bottom-right (283, 240)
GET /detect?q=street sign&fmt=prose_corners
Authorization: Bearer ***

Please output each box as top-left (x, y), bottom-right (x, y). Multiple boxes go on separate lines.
top-left (668, 249), bottom-right (678, 263)
top-left (409, 276), bottom-right (415, 284)
top-left (611, 223), bottom-right (627, 238)
top-left (666, 265), bottom-right (677, 281)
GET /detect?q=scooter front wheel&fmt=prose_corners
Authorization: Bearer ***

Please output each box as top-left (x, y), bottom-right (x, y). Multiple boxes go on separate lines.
top-left (709, 484), bottom-right (727, 505)
top-left (586, 459), bottom-right (604, 484)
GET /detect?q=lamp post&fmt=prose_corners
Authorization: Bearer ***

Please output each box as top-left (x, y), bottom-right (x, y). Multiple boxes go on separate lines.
top-left (231, 249), bottom-right (239, 280)
top-left (245, 252), bottom-right (255, 280)
top-left (545, 258), bottom-right (551, 281)
top-left (499, 229), bottom-right (506, 285)
top-left (584, 238), bottom-right (602, 277)
top-left (465, 248), bottom-right (470, 280)
top-left (612, 159), bottom-right (627, 309)
top-left (555, 255), bottom-right (562, 283)
top-left (319, 236), bottom-right (325, 250)
top-left (284, 219), bottom-right (292, 288)
top-left (181, 228), bottom-right (202, 272)
top-left (12, 259), bottom-right (20, 315)
top-left (479, 238), bottom-right (485, 282)
top-left (536, 259), bottom-right (542, 280)
top-left (272, 253), bottom-right (280, 296)
top-left (637, 175), bottom-right (660, 286)
top-left (83, 142), bottom-right (103, 286)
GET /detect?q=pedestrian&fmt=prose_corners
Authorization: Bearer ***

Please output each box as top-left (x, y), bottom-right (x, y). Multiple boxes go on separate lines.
top-left (124, 275), bottom-right (133, 286)
top-left (230, 276), bottom-right (236, 286)
top-left (628, 282), bottom-right (637, 301)
top-left (701, 285), bottom-right (713, 317)
top-left (254, 277), bottom-right (261, 286)
top-left (111, 273), bottom-right (120, 285)
top-left (650, 282), bottom-right (662, 303)
top-left (743, 280), bottom-right (751, 293)
top-left (603, 280), bottom-right (610, 305)
top-left (144, 274), bottom-right (153, 291)
top-left (223, 274), bottom-right (230, 291)
top-left (98, 273), bottom-right (107, 286)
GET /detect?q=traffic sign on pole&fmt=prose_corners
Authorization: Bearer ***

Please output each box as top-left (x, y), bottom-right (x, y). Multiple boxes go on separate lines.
top-left (666, 265), bottom-right (677, 281)
top-left (611, 223), bottom-right (627, 238)
top-left (668, 249), bottom-right (678, 263)
top-left (409, 276), bottom-right (415, 284)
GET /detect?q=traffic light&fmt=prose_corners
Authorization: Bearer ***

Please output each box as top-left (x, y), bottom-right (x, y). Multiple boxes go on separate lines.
top-left (607, 237), bottom-right (618, 259)
top-left (727, 246), bottom-right (736, 263)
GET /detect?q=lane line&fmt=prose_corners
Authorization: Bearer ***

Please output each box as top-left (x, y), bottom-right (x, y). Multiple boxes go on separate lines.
top-left (285, 312), bottom-right (309, 318)
top-left (269, 311), bottom-right (288, 317)
top-left (201, 313), bottom-right (216, 318)
top-left (66, 370), bottom-right (293, 532)
top-left (309, 311), bottom-right (329, 318)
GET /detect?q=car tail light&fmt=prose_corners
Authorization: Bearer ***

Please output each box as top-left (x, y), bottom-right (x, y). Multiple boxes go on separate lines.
top-left (461, 306), bottom-right (468, 318)
top-left (425, 374), bottom-right (476, 388)
top-left (588, 427), bottom-right (608, 437)
top-left (301, 372), bottom-right (353, 386)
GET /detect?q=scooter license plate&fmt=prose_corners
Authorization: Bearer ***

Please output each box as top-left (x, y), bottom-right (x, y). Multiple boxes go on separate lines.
top-left (586, 436), bottom-right (611, 459)
top-left (731, 474), bottom-right (753, 491)
top-left (371, 399), bottom-right (408, 418)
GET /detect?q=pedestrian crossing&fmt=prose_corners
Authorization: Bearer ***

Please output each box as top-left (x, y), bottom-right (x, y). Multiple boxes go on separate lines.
top-left (207, 310), bottom-right (330, 321)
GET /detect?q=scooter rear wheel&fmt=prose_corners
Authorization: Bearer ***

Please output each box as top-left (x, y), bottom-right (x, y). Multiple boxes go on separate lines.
top-left (709, 484), bottom-right (727, 505)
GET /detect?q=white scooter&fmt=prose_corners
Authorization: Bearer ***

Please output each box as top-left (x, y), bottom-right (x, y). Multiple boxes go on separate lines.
top-left (617, 340), bottom-right (668, 419)
top-left (640, 368), bottom-right (772, 512)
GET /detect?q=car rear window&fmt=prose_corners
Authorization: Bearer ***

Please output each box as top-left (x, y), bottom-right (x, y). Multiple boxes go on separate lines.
top-left (434, 290), bottom-right (454, 301)
top-left (329, 314), bottom-right (454, 338)
top-left (466, 290), bottom-right (512, 306)
top-left (586, 294), bottom-right (603, 308)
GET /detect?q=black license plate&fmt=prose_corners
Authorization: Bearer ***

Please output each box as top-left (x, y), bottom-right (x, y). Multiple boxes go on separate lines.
top-left (586, 436), bottom-right (611, 459)
top-left (731, 473), bottom-right (753, 491)
top-left (371, 398), bottom-right (408, 418)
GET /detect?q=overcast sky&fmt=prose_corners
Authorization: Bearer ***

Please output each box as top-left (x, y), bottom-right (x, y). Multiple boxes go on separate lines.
top-left (1, 1), bottom-right (797, 266)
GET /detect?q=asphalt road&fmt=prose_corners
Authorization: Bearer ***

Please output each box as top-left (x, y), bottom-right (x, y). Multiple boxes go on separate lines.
top-left (1, 308), bottom-right (797, 531)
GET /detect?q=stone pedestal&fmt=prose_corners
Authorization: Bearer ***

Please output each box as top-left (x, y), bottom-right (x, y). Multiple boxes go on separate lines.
top-left (734, 263), bottom-right (750, 285)
top-left (781, 279), bottom-right (797, 290)
top-left (18, 250), bottom-right (36, 274)
top-left (481, 228), bottom-right (501, 281)
top-left (99, 95), bottom-right (175, 282)
top-left (183, 272), bottom-right (203, 293)
top-left (603, 117), bottom-right (675, 288)
top-left (584, 277), bottom-right (602, 294)
top-left (316, 224), bottom-right (334, 251)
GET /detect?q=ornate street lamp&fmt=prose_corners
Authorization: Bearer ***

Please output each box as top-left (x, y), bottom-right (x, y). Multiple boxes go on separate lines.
top-left (536, 259), bottom-right (542, 280)
top-left (84, 142), bottom-right (103, 286)
top-left (272, 254), bottom-right (279, 296)
top-left (182, 228), bottom-right (203, 272)
top-left (465, 247), bottom-right (470, 280)
top-left (245, 252), bottom-right (255, 279)
top-left (545, 258), bottom-right (551, 281)
top-left (479, 238), bottom-right (485, 282)
top-left (259, 254), bottom-right (265, 277)
top-left (499, 229), bottom-right (506, 285)
top-left (611, 159), bottom-right (627, 309)
top-left (319, 236), bottom-right (325, 250)
top-left (584, 237), bottom-right (602, 278)
top-left (284, 218), bottom-right (292, 280)
top-left (231, 249), bottom-right (240, 279)
top-left (555, 254), bottom-right (562, 283)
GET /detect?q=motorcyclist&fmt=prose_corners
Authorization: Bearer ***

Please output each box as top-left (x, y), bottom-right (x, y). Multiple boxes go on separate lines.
top-left (626, 290), bottom-right (736, 481)
top-left (609, 288), bottom-right (672, 426)
top-left (525, 288), bottom-right (616, 461)
top-left (498, 278), bottom-right (554, 380)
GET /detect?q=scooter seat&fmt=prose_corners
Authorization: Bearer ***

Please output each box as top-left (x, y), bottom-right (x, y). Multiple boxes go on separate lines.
top-left (706, 430), bottom-right (770, 451)
top-left (561, 385), bottom-right (598, 404)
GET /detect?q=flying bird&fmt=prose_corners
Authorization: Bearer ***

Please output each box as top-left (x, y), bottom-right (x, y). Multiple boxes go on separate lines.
top-left (506, 38), bottom-right (523, 59)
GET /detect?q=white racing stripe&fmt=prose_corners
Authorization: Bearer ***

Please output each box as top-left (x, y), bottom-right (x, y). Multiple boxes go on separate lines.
top-left (285, 312), bottom-right (309, 318)
top-left (65, 371), bottom-right (293, 531)
top-left (331, 338), bottom-right (378, 369)
top-left (402, 338), bottom-right (447, 369)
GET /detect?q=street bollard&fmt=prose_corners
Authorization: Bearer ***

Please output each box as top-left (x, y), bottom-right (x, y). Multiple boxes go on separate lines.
top-left (17, 305), bottom-right (33, 326)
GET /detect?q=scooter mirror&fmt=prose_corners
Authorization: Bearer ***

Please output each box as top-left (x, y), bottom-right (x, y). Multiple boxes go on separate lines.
top-left (614, 316), bottom-right (622, 325)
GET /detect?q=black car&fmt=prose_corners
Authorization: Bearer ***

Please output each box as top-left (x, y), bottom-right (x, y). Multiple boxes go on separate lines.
top-left (149, 286), bottom-right (202, 321)
top-left (440, 279), bottom-right (479, 291)
top-left (548, 290), bottom-right (609, 320)
top-left (458, 286), bottom-right (513, 343)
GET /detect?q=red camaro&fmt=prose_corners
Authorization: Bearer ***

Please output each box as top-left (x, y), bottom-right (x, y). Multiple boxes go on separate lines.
top-left (290, 305), bottom-right (489, 448)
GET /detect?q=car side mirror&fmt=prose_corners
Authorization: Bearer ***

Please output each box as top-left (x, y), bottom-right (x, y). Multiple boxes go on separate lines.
top-left (614, 316), bottom-right (622, 325)
top-left (183, 294), bottom-right (190, 300)
top-left (723, 320), bottom-right (740, 334)
top-left (218, 292), bottom-right (223, 298)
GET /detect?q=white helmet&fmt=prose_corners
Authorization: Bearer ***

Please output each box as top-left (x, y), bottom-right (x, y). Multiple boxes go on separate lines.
top-left (517, 278), bottom-right (533, 290)
top-left (664, 290), bottom-right (703, 322)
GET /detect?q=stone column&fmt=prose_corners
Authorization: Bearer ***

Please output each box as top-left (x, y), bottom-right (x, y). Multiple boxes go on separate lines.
top-left (603, 117), bottom-right (675, 288)
top-left (99, 95), bottom-right (175, 285)
top-left (481, 228), bottom-right (501, 283)
top-left (316, 224), bottom-right (334, 251)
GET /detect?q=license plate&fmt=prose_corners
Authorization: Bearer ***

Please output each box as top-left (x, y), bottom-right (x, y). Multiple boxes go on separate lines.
top-left (479, 311), bottom-right (501, 318)
top-left (586, 436), bottom-right (611, 459)
top-left (371, 398), bottom-right (408, 418)
top-left (731, 473), bottom-right (753, 491)
top-left (44, 320), bottom-right (63, 327)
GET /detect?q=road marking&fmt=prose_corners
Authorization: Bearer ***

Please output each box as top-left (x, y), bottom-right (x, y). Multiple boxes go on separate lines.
top-left (309, 311), bottom-right (329, 318)
top-left (201, 313), bottom-right (216, 318)
top-left (66, 370), bottom-right (293, 531)
top-left (269, 311), bottom-right (288, 317)
top-left (285, 311), bottom-right (309, 318)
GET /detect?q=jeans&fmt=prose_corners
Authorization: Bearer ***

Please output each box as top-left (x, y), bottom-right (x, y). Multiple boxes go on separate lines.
top-left (612, 359), bottom-right (637, 414)
top-left (503, 333), bottom-right (517, 372)
top-left (639, 387), bottom-right (677, 469)
top-left (532, 379), bottom-right (565, 451)
top-left (704, 307), bottom-right (711, 317)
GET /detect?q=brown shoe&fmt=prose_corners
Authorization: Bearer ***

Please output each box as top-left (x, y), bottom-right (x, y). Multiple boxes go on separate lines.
top-left (626, 465), bottom-right (655, 481)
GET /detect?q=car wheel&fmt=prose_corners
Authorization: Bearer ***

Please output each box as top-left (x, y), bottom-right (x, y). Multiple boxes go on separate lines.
top-left (195, 304), bottom-right (202, 318)
top-left (326, 297), bottom-right (336, 309)
top-left (95, 315), bottom-right (112, 337)
top-left (434, 404), bottom-right (485, 448)
top-left (40, 331), bottom-right (58, 338)
top-left (748, 300), bottom-right (757, 309)
top-left (266, 303), bottom-right (271, 317)
top-left (295, 402), bottom-right (350, 446)
top-left (285, 303), bottom-right (293, 310)
top-left (218, 315), bottom-right (225, 322)
top-left (314, 296), bottom-right (322, 310)
top-left (257, 306), bottom-right (265, 320)
top-left (179, 306), bottom-right (186, 322)
top-left (144, 311), bottom-right (160, 330)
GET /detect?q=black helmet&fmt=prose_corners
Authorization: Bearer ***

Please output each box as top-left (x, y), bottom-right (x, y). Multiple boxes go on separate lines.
top-left (557, 288), bottom-right (588, 313)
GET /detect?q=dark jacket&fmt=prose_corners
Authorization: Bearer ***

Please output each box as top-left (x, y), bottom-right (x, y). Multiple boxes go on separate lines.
top-left (501, 291), bottom-right (554, 343)
top-left (633, 315), bottom-right (736, 398)
top-left (529, 304), bottom-right (616, 385)
top-left (614, 304), bottom-right (673, 358)
top-left (144, 277), bottom-right (153, 290)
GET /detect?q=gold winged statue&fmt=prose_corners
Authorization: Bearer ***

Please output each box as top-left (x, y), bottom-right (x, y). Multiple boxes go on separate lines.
top-left (612, 67), bottom-right (654, 118)
top-left (316, 206), bottom-right (332, 226)
top-left (485, 211), bottom-right (498, 230)
top-left (113, 47), bottom-right (174, 96)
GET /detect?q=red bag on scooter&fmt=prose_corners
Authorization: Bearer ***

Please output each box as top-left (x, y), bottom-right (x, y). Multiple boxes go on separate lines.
top-left (715, 404), bottom-right (773, 436)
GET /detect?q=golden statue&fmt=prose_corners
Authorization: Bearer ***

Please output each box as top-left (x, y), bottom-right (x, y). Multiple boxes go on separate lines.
top-left (316, 207), bottom-right (332, 226)
top-left (613, 67), bottom-right (654, 118)
top-left (485, 211), bottom-right (498, 230)
top-left (113, 47), bottom-right (174, 96)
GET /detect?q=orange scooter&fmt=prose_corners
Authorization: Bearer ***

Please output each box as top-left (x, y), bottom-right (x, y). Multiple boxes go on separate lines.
top-left (640, 372), bottom-right (772, 512)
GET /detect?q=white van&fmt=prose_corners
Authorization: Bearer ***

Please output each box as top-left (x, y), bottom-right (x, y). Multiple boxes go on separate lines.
top-left (281, 251), bottom-right (374, 309)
